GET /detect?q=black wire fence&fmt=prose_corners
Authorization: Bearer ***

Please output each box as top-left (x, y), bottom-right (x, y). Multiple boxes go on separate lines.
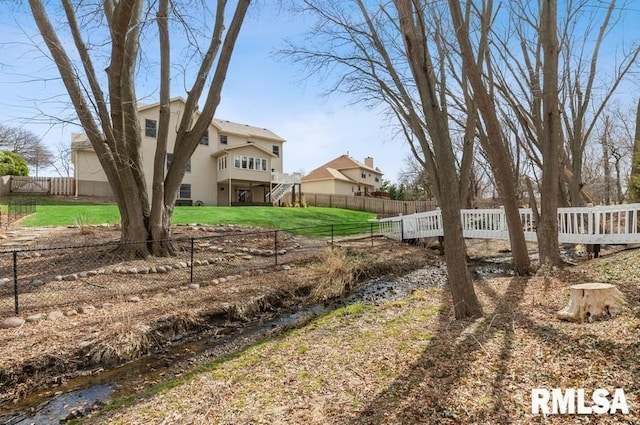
top-left (1, 197), bottom-right (37, 228)
top-left (0, 222), bottom-right (383, 317)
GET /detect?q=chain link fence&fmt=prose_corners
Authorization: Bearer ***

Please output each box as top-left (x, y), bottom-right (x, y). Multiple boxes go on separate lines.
top-left (0, 222), bottom-right (383, 317)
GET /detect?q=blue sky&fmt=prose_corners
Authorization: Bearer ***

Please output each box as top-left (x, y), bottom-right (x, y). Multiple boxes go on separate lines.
top-left (0, 2), bottom-right (409, 181)
top-left (0, 2), bottom-right (639, 183)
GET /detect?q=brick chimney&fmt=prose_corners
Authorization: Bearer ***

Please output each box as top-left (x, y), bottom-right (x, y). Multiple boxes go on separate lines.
top-left (364, 156), bottom-right (374, 168)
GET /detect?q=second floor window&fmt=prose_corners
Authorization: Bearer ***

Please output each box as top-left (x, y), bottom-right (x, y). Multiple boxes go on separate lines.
top-left (220, 135), bottom-right (228, 145)
top-left (272, 145), bottom-right (279, 157)
top-left (218, 156), bottom-right (227, 171)
top-left (145, 119), bottom-right (157, 138)
top-left (361, 171), bottom-right (367, 179)
top-left (234, 155), bottom-right (268, 171)
top-left (166, 153), bottom-right (191, 172)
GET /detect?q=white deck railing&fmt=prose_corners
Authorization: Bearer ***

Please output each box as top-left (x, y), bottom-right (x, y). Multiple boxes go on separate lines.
top-left (379, 204), bottom-right (640, 244)
top-left (271, 172), bottom-right (302, 184)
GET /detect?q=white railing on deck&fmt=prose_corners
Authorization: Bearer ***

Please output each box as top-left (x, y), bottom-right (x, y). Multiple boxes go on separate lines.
top-left (379, 203), bottom-right (640, 245)
top-left (271, 172), bottom-right (302, 184)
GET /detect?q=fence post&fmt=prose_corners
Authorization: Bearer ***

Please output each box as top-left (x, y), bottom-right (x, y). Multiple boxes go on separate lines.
top-left (331, 224), bottom-right (334, 246)
top-left (370, 222), bottom-right (374, 247)
top-left (13, 251), bottom-right (19, 314)
top-left (400, 219), bottom-right (404, 241)
top-left (190, 237), bottom-right (194, 283)
top-left (274, 230), bottom-right (279, 265)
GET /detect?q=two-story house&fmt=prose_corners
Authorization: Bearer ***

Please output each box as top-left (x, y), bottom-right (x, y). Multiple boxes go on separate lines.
top-left (301, 154), bottom-right (383, 196)
top-left (71, 97), bottom-right (287, 206)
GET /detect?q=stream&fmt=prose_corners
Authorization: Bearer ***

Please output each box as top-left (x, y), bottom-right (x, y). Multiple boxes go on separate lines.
top-left (0, 260), bottom-right (511, 424)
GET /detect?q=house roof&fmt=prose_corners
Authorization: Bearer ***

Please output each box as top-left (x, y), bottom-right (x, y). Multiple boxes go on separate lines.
top-left (213, 119), bottom-right (285, 142)
top-left (73, 97), bottom-right (285, 146)
top-left (211, 143), bottom-right (277, 158)
top-left (322, 155), bottom-right (381, 174)
top-left (302, 154), bottom-right (383, 183)
top-left (302, 167), bottom-right (356, 183)
top-left (70, 133), bottom-right (92, 150)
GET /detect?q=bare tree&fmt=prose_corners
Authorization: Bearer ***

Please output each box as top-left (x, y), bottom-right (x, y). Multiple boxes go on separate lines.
top-left (559, 0), bottom-right (640, 206)
top-left (448, 0), bottom-right (531, 274)
top-left (0, 124), bottom-right (53, 176)
top-left (629, 99), bottom-right (640, 201)
top-left (284, 0), bottom-right (483, 318)
top-left (49, 140), bottom-right (73, 178)
top-left (539, 0), bottom-right (562, 267)
top-left (28, 0), bottom-right (250, 255)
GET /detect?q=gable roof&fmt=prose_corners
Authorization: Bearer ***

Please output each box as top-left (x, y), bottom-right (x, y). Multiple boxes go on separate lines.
top-left (211, 143), bottom-right (277, 158)
top-left (302, 154), bottom-right (382, 183)
top-left (302, 166), bottom-right (355, 183)
top-left (320, 155), bottom-right (381, 174)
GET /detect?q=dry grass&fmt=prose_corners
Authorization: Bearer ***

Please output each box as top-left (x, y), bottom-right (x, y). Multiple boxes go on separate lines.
top-left (87, 321), bottom-right (155, 366)
top-left (88, 248), bottom-right (640, 425)
top-left (0, 235), bottom-right (432, 406)
top-left (310, 247), bottom-right (365, 302)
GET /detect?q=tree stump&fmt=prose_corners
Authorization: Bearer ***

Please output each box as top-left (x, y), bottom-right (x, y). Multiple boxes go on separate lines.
top-left (557, 283), bottom-right (626, 322)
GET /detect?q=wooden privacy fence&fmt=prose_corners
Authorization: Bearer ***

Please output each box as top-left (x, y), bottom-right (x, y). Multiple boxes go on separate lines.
top-left (286, 192), bottom-right (438, 216)
top-left (10, 176), bottom-right (74, 196)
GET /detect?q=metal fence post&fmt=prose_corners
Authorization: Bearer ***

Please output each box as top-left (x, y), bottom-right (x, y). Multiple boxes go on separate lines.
top-left (400, 219), bottom-right (404, 241)
top-left (331, 224), bottom-right (334, 246)
top-left (13, 251), bottom-right (19, 314)
top-left (190, 237), bottom-right (194, 283)
top-left (274, 230), bottom-right (279, 265)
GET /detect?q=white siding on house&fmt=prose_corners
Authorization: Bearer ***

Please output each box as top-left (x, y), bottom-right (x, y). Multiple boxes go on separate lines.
top-left (71, 98), bottom-right (286, 205)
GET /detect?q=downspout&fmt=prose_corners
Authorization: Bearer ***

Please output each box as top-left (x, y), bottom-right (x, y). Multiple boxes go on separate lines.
top-left (73, 148), bottom-right (78, 198)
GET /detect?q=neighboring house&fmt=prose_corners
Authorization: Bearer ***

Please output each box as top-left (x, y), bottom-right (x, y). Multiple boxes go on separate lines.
top-left (301, 154), bottom-right (383, 196)
top-left (71, 97), bottom-right (287, 206)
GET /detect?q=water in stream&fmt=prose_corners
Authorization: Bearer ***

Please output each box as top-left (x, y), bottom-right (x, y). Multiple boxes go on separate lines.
top-left (1, 261), bottom-right (508, 424)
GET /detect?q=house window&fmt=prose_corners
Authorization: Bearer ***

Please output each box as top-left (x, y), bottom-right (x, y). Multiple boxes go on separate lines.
top-left (272, 145), bottom-right (280, 157)
top-left (220, 135), bottom-right (228, 145)
top-left (200, 131), bottom-right (209, 146)
top-left (145, 119), bottom-right (157, 138)
top-left (179, 184), bottom-right (191, 199)
top-left (375, 176), bottom-right (380, 182)
top-left (166, 153), bottom-right (191, 172)
top-left (218, 156), bottom-right (227, 171)
top-left (361, 171), bottom-right (367, 179)
top-left (233, 155), bottom-right (268, 171)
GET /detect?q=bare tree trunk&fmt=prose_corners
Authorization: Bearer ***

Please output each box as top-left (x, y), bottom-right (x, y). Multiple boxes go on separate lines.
top-left (394, 0), bottom-right (482, 319)
top-left (29, 0), bottom-right (250, 256)
top-left (601, 116), bottom-right (612, 205)
top-left (629, 99), bottom-right (640, 202)
top-left (539, 0), bottom-right (562, 267)
top-left (449, 0), bottom-right (531, 275)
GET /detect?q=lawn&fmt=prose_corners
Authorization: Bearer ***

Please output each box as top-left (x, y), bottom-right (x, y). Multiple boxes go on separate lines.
top-left (8, 197), bottom-right (377, 237)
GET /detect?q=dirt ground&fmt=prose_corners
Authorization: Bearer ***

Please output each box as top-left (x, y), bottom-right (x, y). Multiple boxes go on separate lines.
top-left (93, 245), bottom-right (640, 425)
top-left (1, 225), bottom-right (638, 425)
top-left (0, 224), bottom-right (438, 407)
